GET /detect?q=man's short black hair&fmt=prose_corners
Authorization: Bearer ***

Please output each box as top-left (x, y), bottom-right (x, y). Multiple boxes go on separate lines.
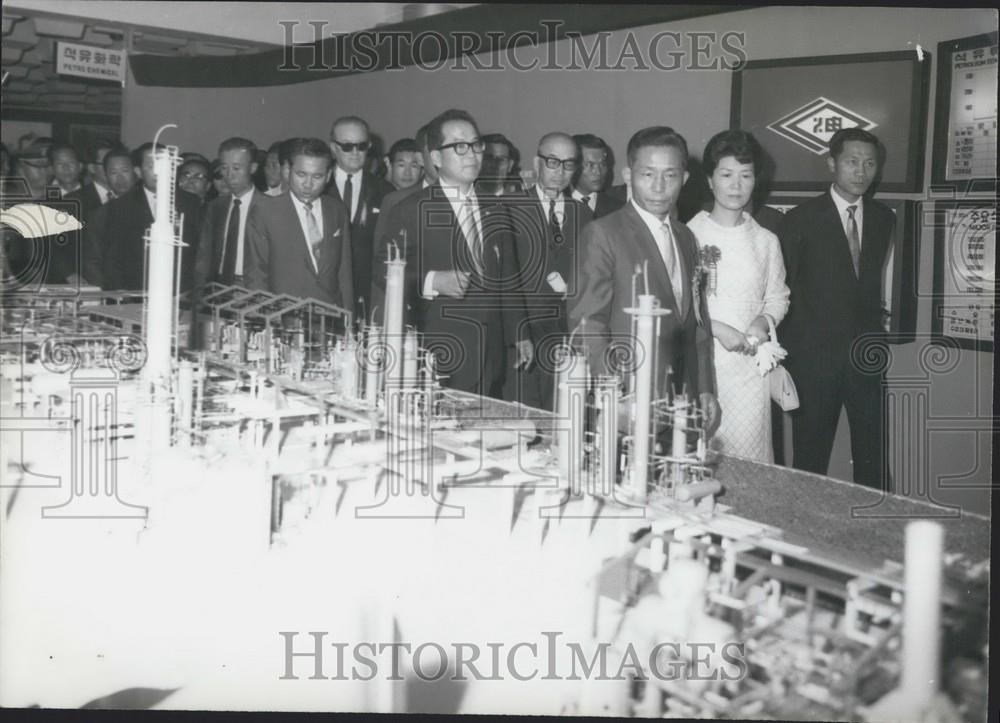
top-left (480, 133), bottom-right (513, 156)
top-left (426, 109), bottom-right (479, 152)
top-left (284, 137), bottom-right (333, 168)
top-left (387, 138), bottom-right (419, 162)
top-left (626, 126), bottom-right (688, 169)
top-left (573, 133), bottom-right (609, 153)
top-left (131, 142), bottom-right (168, 167)
top-left (86, 138), bottom-right (117, 164)
top-left (218, 137), bottom-right (258, 158)
top-left (102, 145), bottom-right (133, 172)
top-left (828, 127), bottom-right (881, 160)
top-left (47, 142), bottom-right (80, 165)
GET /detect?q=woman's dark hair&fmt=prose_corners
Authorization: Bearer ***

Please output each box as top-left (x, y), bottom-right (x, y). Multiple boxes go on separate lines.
top-left (702, 129), bottom-right (761, 177)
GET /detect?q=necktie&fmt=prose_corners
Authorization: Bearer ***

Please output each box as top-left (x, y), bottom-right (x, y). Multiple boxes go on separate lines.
top-left (304, 200), bottom-right (323, 268)
top-left (220, 197), bottom-right (241, 282)
top-left (846, 205), bottom-right (861, 277)
top-left (581, 195), bottom-right (592, 212)
top-left (549, 198), bottom-right (563, 245)
top-left (660, 222), bottom-right (683, 309)
top-left (343, 173), bottom-right (354, 222)
top-left (462, 200), bottom-right (482, 273)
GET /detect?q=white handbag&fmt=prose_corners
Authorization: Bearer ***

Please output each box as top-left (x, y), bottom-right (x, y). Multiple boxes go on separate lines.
top-left (762, 315), bottom-right (799, 411)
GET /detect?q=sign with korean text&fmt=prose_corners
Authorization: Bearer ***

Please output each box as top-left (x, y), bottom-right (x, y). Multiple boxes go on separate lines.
top-left (55, 41), bottom-right (125, 83)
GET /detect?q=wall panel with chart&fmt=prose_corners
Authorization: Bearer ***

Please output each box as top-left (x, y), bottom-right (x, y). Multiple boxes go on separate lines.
top-left (931, 32), bottom-right (998, 194)
top-left (932, 202), bottom-right (996, 352)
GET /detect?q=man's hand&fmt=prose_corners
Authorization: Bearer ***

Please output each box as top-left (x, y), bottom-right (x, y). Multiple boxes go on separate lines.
top-left (514, 339), bottom-right (534, 369)
top-left (700, 392), bottom-right (721, 438)
top-left (433, 270), bottom-right (471, 298)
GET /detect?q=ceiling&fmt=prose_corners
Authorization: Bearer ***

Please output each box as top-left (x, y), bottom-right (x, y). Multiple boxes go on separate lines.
top-left (1, 2), bottom-right (470, 117)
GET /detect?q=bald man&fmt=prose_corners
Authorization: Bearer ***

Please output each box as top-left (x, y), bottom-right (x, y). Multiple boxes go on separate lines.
top-left (326, 115), bottom-right (394, 321)
top-left (503, 132), bottom-right (592, 409)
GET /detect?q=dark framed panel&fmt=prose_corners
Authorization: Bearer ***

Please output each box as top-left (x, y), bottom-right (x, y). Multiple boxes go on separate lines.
top-left (931, 32), bottom-right (998, 195)
top-left (0, 107), bottom-right (120, 153)
top-left (931, 201), bottom-right (995, 352)
top-left (732, 51), bottom-right (930, 193)
top-left (765, 196), bottom-right (919, 343)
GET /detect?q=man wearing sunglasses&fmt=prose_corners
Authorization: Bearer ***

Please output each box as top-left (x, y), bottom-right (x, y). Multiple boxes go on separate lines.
top-left (327, 116), bottom-right (394, 322)
top-left (375, 108), bottom-right (532, 398)
top-left (503, 132), bottom-right (592, 410)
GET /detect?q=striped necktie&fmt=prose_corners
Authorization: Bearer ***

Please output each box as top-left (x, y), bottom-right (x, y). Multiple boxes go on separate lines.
top-left (304, 200), bottom-right (322, 266)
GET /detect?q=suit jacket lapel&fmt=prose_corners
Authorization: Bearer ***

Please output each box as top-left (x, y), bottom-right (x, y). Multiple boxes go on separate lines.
top-left (669, 217), bottom-right (694, 320)
top-left (621, 203), bottom-right (676, 312)
top-left (283, 194), bottom-right (317, 279)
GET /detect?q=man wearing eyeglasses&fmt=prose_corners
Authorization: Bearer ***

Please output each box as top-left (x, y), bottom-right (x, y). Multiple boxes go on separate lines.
top-left (375, 108), bottom-right (532, 398)
top-left (326, 116), bottom-right (394, 322)
top-left (570, 134), bottom-right (624, 220)
top-left (502, 132), bottom-right (592, 410)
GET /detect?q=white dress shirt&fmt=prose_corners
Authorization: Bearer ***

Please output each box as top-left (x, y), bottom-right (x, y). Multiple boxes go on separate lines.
top-left (289, 193), bottom-right (324, 273)
top-left (59, 183), bottom-right (82, 198)
top-left (571, 188), bottom-right (596, 214)
top-left (334, 166), bottom-right (361, 221)
top-left (630, 199), bottom-right (683, 304)
top-left (220, 187), bottom-right (255, 277)
top-left (264, 186), bottom-right (283, 197)
top-left (143, 187), bottom-right (157, 220)
top-left (94, 182), bottom-right (114, 205)
top-left (422, 184), bottom-right (484, 298)
top-left (830, 184), bottom-right (864, 248)
top-left (537, 185), bottom-right (566, 228)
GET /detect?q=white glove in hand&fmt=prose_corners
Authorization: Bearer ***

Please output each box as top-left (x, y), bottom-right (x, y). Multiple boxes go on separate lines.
top-left (754, 340), bottom-right (787, 376)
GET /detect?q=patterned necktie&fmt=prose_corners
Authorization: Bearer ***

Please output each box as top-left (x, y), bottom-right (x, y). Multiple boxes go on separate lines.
top-left (660, 221), bottom-right (683, 309)
top-left (846, 205), bottom-right (861, 278)
top-left (220, 197), bottom-right (241, 282)
top-left (304, 200), bottom-right (323, 267)
top-left (343, 173), bottom-right (354, 222)
top-left (461, 200), bottom-right (482, 273)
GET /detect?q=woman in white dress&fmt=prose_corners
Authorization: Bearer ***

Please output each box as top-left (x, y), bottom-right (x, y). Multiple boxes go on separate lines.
top-left (687, 130), bottom-right (789, 462)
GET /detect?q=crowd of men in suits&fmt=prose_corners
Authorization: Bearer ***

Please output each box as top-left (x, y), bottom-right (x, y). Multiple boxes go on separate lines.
top-left (0, 115), bottom-right (893, 490)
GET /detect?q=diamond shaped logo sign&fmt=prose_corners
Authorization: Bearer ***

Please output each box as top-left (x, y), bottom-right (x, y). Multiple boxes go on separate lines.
top-left (768, 97), bottom-right (878, 155)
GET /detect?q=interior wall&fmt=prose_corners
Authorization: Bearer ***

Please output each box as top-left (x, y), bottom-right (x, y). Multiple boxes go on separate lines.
top-left (122, 5), bottom-right (996, 514)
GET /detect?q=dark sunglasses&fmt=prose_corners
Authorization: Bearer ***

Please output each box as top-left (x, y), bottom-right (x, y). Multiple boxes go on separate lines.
top-left (333, 140), bottom-right (371, 153)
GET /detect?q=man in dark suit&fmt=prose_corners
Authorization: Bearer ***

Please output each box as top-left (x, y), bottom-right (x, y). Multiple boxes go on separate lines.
top-left (1, 143), bottom-right (79, 287)
top-left (375, 109), bottom-right (532, 398)
top-left (244, 137), bottom-right (353, 309)
top-left (193, 137), bottom-right (262, 289)
top-left (102, 143), bottom-right (202, 291)
top-left (325, 116), bottom-right (394, 322)
top-left (69, 145), bottom-right (135, 288)
top-left (504, 132), bottom-right (592, 410)
top-left (570, 134), bottom-right (624, 220)
top-left (370, 123), bottom-right (439, 314)
top-left (477, 133), bottom-right (520, 198)
top-left (778, 128), bottom-right (894, 491)
top-left (570, 126), bottom-right (720, 435)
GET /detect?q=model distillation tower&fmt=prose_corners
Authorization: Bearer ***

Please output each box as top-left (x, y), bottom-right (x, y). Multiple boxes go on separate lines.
top-left (135, 127), bottom-right (184, 458)
top-left (559, 262), bottom-right (718, 508)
